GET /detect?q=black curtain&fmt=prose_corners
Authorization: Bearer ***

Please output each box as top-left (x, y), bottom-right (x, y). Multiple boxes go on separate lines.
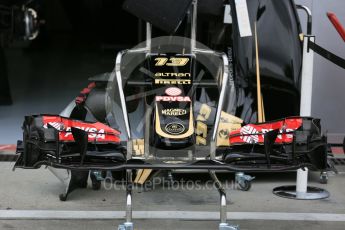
top-left (0, 47), bottom-right (11, 105)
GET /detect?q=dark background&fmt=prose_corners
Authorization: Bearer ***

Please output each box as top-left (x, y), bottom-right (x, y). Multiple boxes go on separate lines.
top-left (0, 0), bottom-right (142, 143)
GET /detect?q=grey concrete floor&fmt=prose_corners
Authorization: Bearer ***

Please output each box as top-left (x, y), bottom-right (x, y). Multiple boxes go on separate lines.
top-left (0, 162), bottom-right (345, 229)
top-left (1, 220), bottom-right (345, 230)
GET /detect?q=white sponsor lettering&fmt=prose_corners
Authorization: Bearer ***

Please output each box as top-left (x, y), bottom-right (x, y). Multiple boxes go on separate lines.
top-left (240, 125), bottom-right (259, 143)
top-left (63, 127), bottom-right (105, 139)
top-left (44, 122), bottom-right (64, 131)
top-left (162, 109), bottom-right (187, 116)
top-left (156, 96), bottom-right (191, 102)
top-left (261, 128), bottom-right (295, 139)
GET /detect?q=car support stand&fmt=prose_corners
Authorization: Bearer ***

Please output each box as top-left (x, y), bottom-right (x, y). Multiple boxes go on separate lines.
top-left (209, 171), bottom-right (238, 230)
top-left (118, 169), bottom-right (134, 230)
top-left (273, 5), bottom-right (329, 200)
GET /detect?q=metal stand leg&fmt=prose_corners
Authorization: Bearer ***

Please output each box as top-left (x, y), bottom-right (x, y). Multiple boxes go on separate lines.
top-left (49, 168), bottom-right (89, 201)
top-left (273, 34), bottom-right (330, 200)
top-left (273, 167), bottom-right (330, 200)
top-left (209, 171), bottom-right (239, 230)
top-left (118, 170), bottom-right (134, 230)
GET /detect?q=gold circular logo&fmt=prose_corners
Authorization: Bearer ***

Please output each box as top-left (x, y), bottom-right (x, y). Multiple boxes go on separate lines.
top-left (165, 123), bottom-right (185, 135)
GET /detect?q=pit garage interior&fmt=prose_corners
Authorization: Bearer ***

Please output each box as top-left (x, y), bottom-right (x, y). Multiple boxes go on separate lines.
top-left (1, 0), bottom-right (345, 230)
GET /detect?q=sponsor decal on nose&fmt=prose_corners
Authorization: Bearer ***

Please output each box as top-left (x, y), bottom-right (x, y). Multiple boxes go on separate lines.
top-left (165, 87), bottom-right (182, 96)
top-left (165, 122), bottom-right (185, 135)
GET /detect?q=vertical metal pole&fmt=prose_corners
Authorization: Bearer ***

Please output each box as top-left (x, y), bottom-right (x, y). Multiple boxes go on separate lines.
top-left (146, 22), bottom-right (151, 53)
top-left (126, 169), bottom-right (133, 223)
top-left (297, 35), bottom-right (314, 195)
top-left (273, 7), bottom-right (328, 200)
top-left (115, 51), bottom-right (131, 140)
top-left (125, 196), bottom-right (132, 223)
top-left (296, 168), bottom-right (308, 196)
top-left (191, 0), bottom-right (197, 52)
top-left (119, 169), bottom-right (134, 230)
top-left (208, 54), bottom-right (229, 160)
top-left (212, 54), bottom-right (229, 142)
top-left (209, 171), bottom-right (227, 223)
top-left (209, 171), bottom-right (238, 230)
top-left (220, 193), bottom-right (227, 224)
top-left (295, 5), bottom-right (313, 197)
top-left (300, 37), bottom-right (315, 117)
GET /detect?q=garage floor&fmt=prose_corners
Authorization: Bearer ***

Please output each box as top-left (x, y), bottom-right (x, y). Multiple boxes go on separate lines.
top-left (0, 162), bottom-right (344, 230)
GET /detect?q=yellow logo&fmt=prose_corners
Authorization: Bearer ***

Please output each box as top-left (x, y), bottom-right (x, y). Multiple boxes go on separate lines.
top-left (155, 79), bottom-right (191, 85)
top-left (154, 72), bottom-right (191, 77)
top-left (155, 57), bottom-right (189, 66)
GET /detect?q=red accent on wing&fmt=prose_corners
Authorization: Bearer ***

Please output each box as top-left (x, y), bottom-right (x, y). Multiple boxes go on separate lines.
top-left (331, 147), bottom-right (344, 155)
top-left (0, 145), bottom-right (17, 151)
top-left (327, 12), bottom-right (345, 42)
top-left (229, 118), bottom-right (303, 145)
top-left (75, 82), bottom-right (97, 105)
top-left (81, 88), bottom-right (92, 94)
top-left (75, 96), bottom-right (86, 104)
top-left (88, 82), bottom-right (96, 88)
top-left (42, 115), bottom-right (121, 143)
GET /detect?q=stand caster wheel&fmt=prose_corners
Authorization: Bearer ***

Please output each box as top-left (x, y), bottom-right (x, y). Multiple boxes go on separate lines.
top-left (59, 194), bottom-right (67, 201)
top-left (235, 172), bottom-right (254, 191)
top-left (319, 172), bottom-right (328, 184)
top-left (238, 179), bottom-right (251, 191)
top-left (90, 170), bottom-right (103, 190)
